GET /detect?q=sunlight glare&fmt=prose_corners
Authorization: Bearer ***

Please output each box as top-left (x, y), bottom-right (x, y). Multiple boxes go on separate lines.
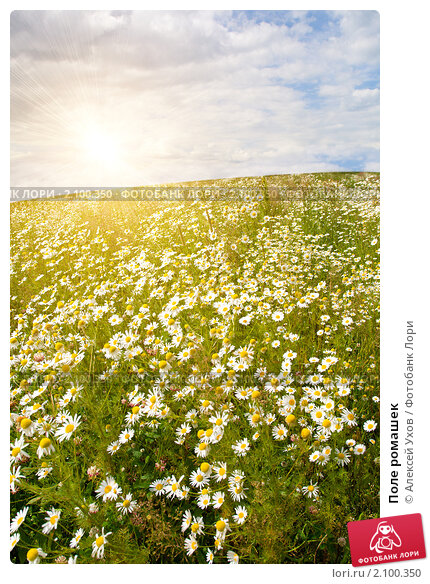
top-left (83, 129), bottom-right (119, 166)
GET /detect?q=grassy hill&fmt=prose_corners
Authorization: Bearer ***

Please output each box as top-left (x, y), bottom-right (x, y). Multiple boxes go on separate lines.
top-left (10, 172), bottom-right (379, 563)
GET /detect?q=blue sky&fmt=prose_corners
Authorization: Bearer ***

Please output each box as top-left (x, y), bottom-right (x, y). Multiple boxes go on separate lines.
top-left (11, 10), bottom-right (379, 186)
top-left (233, 10), bottom-right (337, 32)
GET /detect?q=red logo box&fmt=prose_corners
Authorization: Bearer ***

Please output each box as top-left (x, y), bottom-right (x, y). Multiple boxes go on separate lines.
top-left (348, 514), bottom-right (426, 567)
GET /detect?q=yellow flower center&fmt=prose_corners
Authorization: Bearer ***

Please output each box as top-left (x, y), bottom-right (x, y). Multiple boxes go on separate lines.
top-left (27, 548), bottom-right (39, 562)
top-left (50, 515), bottom-right (58, 525)
top-left (96, 536), bottom-right (104, 547)
top-left (20, 418), bottom-right (32, 429)
top-left (11, 447), bottom-right (20, 457)
top-left (308, 485), bottom-right (314, 492)
top-left (65, 424), bottom-right (74, 433)
top-left (39, 438), bottom-right (51, 449)
top-left (216, 520), bottom-right (226, 531)
top-left (104, 485), bottom-right (112, 494)
top-left (123, 500), bottom-right (131, 508)
top-left (200, 462), bottom-right (210, 473)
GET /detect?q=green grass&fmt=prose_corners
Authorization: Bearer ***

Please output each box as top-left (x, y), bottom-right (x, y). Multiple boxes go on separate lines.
top-left (10, 173), bottom-right (380, 564)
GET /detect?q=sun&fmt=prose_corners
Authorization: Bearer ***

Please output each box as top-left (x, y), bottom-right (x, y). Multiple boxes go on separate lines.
top-left (83, 129), bottom-right (119, 166)
top-left (66, 112), bottom-right (128, 183)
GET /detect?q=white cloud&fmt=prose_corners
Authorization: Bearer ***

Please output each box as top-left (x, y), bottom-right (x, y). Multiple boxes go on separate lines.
top-left (10, 10), bottom-right (379, 186)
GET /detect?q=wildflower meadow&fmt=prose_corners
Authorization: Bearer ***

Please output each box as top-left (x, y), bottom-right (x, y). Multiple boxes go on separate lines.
top-left (10, 173), bottom-right (380, 564)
